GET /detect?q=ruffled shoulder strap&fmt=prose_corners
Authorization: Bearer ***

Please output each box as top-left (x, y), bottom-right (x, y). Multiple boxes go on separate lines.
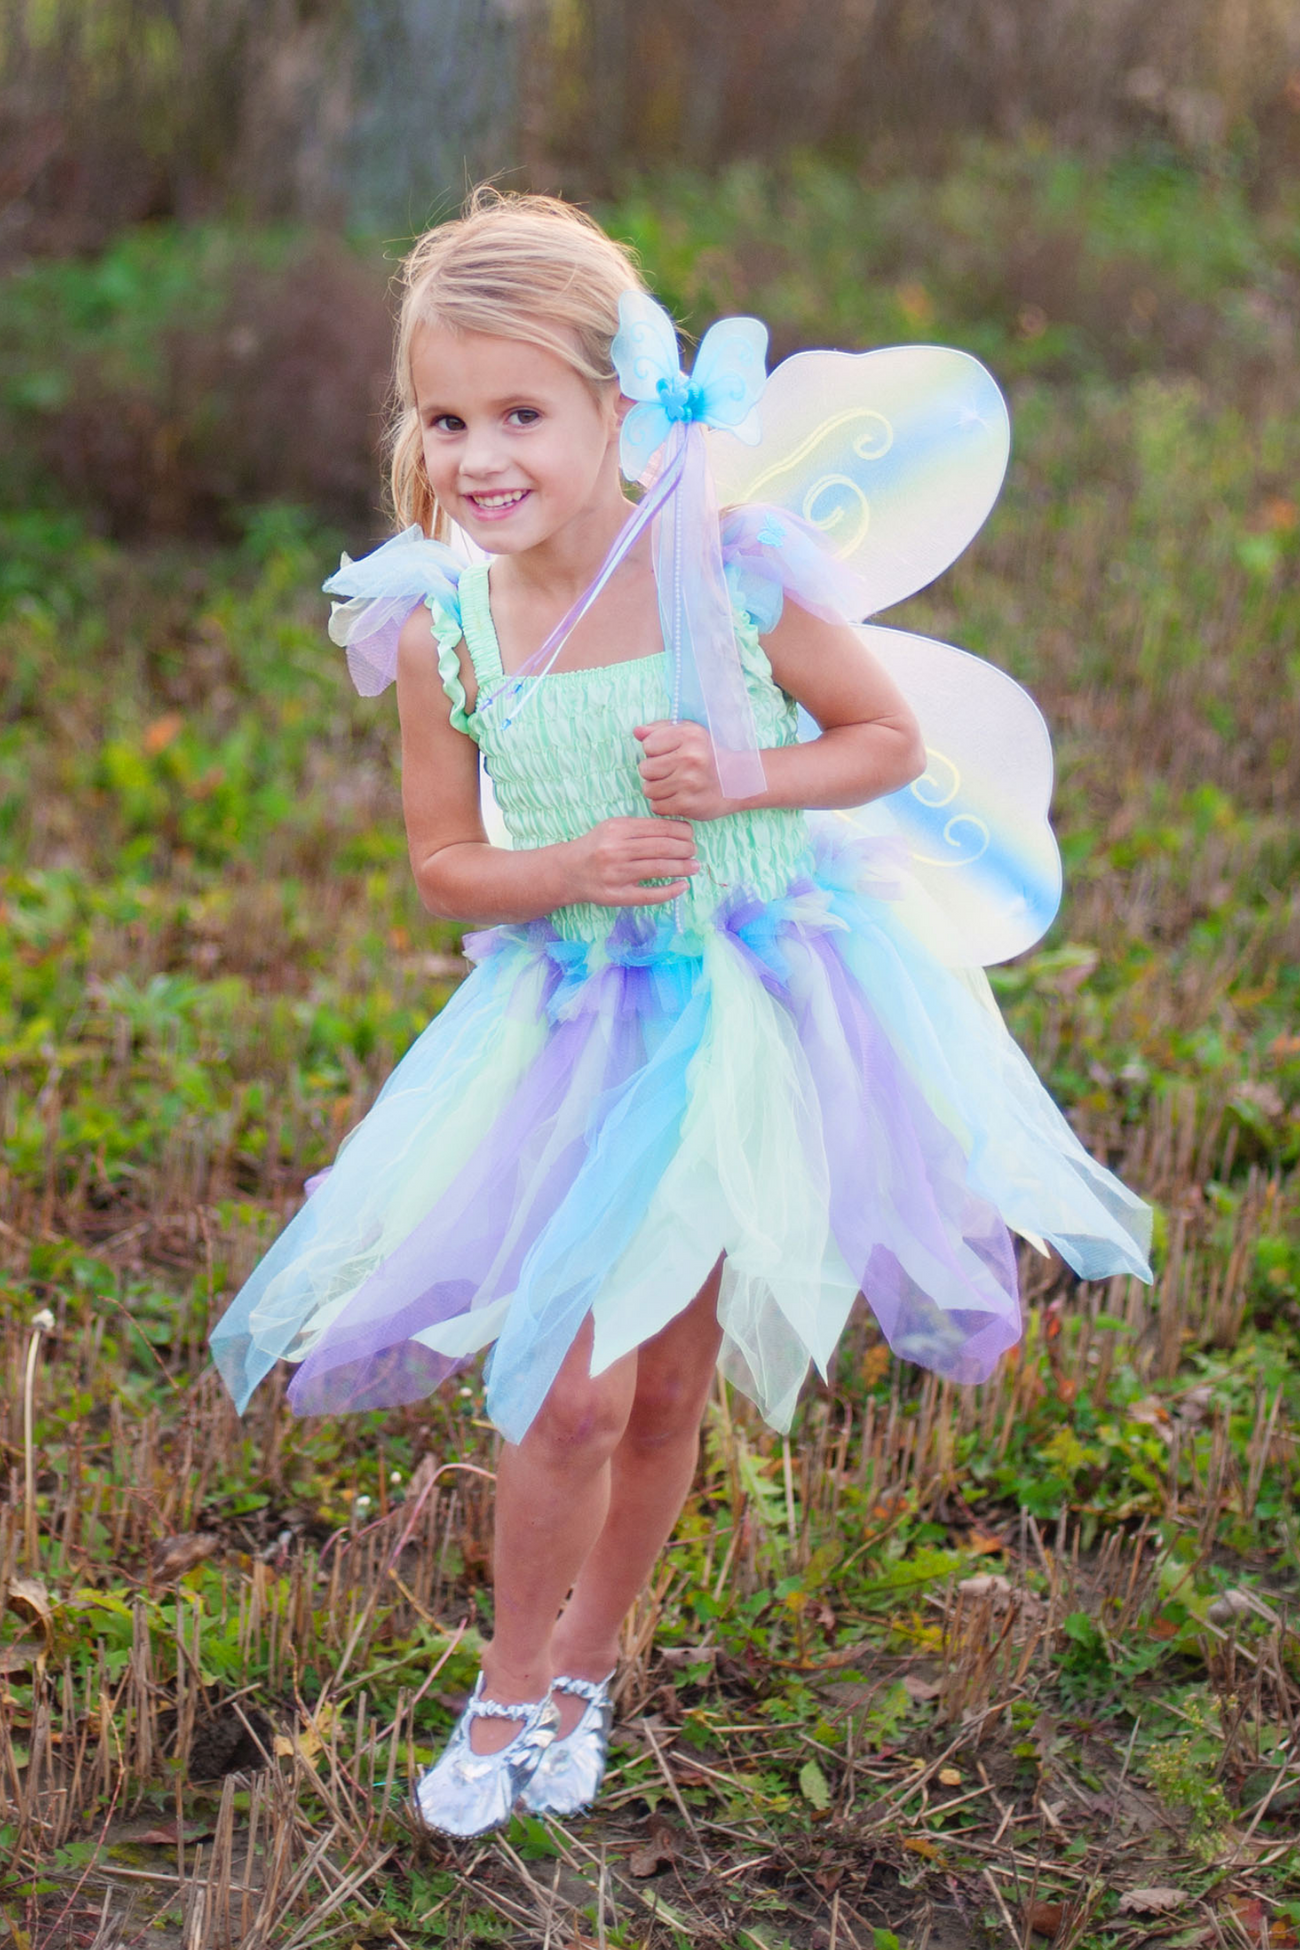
top-left (720, 504), bottom-right (873, 633)
top-left (322, 525), bottom-right (463, 696)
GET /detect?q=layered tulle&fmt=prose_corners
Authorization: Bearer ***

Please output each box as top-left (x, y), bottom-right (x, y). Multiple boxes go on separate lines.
top-left (210, 831), bottom-right (1151, 1444)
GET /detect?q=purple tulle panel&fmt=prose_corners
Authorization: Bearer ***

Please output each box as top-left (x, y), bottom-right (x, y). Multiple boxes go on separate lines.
top-left (286, 959), bottom-right (666, 1415)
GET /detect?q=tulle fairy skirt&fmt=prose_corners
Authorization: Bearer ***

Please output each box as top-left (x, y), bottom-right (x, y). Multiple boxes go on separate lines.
top-left (210, 829), bottom-right (1151, 1443)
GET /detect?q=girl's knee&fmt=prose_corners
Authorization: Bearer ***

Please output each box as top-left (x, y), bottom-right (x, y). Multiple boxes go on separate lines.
top-left (525, 1365), bottom-right (632, 1467)
top-left (624, 1364), bottom-right (713, 1452)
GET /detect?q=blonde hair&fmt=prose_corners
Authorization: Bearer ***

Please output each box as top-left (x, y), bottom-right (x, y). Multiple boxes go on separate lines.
top-left (388, 188), bottom-right (646, 537)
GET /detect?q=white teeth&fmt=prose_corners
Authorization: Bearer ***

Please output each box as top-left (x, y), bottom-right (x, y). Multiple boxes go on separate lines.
top-left (471, 490), bottom-right (527, 509)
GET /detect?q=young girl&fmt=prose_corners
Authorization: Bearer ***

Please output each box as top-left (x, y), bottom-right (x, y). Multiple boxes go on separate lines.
top-left (211, 189), bottom-right (1151, 1836)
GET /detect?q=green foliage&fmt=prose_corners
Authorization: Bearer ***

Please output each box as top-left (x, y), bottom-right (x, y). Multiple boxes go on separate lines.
top-left (1141, 1695), bottom-right (1237, 1863)
top-left (605, 145), bottom-right (1298, 389)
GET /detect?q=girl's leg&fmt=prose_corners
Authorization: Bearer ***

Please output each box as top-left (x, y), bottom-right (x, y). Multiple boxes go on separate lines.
top-left (548, 1259), bottom-right (724, 1696)
top-left (474, 1317), bottom-right (638, 1752)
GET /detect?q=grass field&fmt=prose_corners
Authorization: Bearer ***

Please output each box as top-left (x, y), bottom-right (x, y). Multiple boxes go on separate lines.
top-left (2, 147), bottom-right (1299, 1949)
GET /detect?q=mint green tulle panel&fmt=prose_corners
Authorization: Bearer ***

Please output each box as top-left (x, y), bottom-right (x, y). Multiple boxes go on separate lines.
top-left (450, 564), bottom-right (813, 944)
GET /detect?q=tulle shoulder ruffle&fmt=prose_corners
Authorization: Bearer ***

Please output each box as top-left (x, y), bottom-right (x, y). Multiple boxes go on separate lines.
top-left (322, 525), bottom-right (463, 697)
top-left (721, 503), bottom-right (875, 634)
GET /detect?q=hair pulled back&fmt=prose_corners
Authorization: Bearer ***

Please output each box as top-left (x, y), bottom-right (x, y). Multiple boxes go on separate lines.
top-left (388, 187), bottom-right (645, 536)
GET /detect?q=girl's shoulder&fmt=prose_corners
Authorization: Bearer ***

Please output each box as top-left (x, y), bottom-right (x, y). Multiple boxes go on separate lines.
top-left (322, 525), bottom-right (465, 697)
top-left (721, 504), bottom-right (873, 643)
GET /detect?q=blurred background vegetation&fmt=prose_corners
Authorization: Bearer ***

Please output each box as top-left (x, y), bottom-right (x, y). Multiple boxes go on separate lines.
top-left (2, 6), bottom-right (1300, 1943)
top-left (1, 0), bottom-right (1298, 540)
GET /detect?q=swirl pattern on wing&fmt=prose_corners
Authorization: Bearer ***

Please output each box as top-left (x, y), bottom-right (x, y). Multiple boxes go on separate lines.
top-left (709, 347), bottom-right (1009, 617)
top-left (805, 627), bottom-right (1061, 967)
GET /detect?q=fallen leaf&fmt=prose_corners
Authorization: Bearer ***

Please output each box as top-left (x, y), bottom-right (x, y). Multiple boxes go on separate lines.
top-left (957, 1573), bottom-right (1012, 1600)
top-left (902, 1836), bottom-right (942, 1860)
top-left (6, 1577), bottom-right (53, 1643)
top-left (1233, 1897), bottom-right (1296, 1945)
top-left (0, 1640), bottom-right (45, 1678)
top-left (937, 1767), bottom-right (962, 1787)
top-left (1025, 1900), bottom-right (1064, 1937)
top-left (1118, 1887), bottom-right (1186, 1915)
top-left (152, 1532), bottom-right (221, 1580)
top-left (627, 1817), bottom-right (675, 1878)
top-left (902, 1673), bottom-right (941, 1701)
top-left (965, 1529), bottom-right (1006, 1555)
top-left (799, 1757), bottom-right (831, 1811)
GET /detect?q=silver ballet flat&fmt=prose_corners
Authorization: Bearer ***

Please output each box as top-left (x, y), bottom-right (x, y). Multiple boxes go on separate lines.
top-left (519, 1672), bottom-right (615, 1818)
top-left (414, 1675), bottom-right (560, 1838)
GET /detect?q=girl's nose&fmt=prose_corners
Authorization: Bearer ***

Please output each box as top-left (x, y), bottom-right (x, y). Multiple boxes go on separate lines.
top-left (459, 423), bottom-right (508, 481)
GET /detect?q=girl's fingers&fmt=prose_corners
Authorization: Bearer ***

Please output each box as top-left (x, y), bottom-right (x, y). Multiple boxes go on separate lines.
top-left (633, 723), bottom-right (681, 757)
top-left (622, 838), bottom-right (696, 860)
top-left (620, 879), bottom-right (688, 905)
top-left (615, 817), bottom-right (693, 841)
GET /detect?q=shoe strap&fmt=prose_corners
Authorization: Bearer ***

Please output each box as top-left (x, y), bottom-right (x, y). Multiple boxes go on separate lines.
top-left (466, 1675), bottom-right (548, 1724)
top-left (552, 1671), bottom-right (614, 1703)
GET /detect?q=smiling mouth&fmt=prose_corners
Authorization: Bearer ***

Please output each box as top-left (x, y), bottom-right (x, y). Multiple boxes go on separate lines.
top-left (466, 489), bottom-right (530, 513)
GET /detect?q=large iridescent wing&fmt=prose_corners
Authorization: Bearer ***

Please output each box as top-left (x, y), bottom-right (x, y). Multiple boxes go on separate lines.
top-left (812, 626), bottom-right (1061, 967)
top-left (708, 347), bottom-right (1009, 615)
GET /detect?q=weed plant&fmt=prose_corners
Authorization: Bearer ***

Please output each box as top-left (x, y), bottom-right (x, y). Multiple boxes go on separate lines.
top-left (1, 150), bottom-right (1298, 1949)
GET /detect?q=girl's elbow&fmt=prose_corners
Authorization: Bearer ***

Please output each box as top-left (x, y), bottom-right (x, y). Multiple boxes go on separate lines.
top-left (866, 716), bottom-right (925, 796)
top-left (413, 855), bottom-right (460, 921)
top-left (897, 721), bottom-right (928, 789)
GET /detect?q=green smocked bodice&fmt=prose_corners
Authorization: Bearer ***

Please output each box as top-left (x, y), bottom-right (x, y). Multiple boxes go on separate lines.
top-left (428, 563), bottom-right (813, 943)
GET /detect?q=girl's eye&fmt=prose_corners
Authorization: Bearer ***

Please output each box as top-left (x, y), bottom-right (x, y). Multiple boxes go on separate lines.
top-left (507, 408), bottom-right (541, 427)
top-left (430, 413), bottom-right (465, 433)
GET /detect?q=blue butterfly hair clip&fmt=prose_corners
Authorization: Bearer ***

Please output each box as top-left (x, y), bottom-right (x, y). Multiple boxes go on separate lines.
top-left (612, 291), bottom-right (768, 483)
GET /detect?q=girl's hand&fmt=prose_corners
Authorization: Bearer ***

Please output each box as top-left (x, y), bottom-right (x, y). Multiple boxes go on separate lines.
top-left (563, 817), bottom-right (699, 907)
top-left (634, 721), bottom-right (736, 821)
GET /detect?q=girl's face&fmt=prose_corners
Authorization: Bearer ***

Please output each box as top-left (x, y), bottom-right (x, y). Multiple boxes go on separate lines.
top-left (410, 323), bottom-right (626, 556)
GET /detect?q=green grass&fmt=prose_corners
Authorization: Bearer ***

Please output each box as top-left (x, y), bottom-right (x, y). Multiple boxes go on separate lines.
top-left (1, 146), bottom-right (1299, 1948)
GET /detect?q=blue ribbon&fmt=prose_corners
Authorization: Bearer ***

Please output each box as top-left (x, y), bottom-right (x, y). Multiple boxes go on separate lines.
top-left (482, 291), bottom-right (771, 805)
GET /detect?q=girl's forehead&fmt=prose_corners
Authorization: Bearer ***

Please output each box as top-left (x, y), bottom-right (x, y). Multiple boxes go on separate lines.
top-left (410, 321), bottom-right (585, 403)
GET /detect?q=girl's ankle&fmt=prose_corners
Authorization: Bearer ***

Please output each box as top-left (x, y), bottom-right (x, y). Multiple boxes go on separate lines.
top-left (549, 1639), bottom-right (618, 1682)
top-left (479, 1652), bottom-right (553, 1707)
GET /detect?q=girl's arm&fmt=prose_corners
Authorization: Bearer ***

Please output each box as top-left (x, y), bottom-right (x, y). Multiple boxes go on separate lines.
top-left (635, 599), bottom-right (926, 820)
top-left (395, 609), bottom-right (700, 923)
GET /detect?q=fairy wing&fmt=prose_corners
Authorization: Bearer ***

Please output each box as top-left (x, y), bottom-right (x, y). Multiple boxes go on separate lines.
top-left (814, 626), bottom-right (1062, 967)
top-left (710, 346), bottom-right (1052, 962)
top-left (708, 346), bottom-right (1009, 617)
